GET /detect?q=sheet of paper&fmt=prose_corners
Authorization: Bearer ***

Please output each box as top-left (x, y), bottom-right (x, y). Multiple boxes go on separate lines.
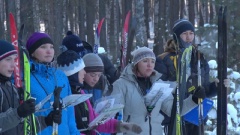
top-left (144, 81), bottom-right (177, 106)
top-left (62, 94), bottom-right (92, 108)
top-left (94, 98), bottom-right (115, 114)
top-left (88, 104), bottom-right (124, 127)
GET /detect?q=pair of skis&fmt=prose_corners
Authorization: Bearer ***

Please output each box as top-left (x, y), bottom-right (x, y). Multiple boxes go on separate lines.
top-left (9, 13), bottom-right (37, 135)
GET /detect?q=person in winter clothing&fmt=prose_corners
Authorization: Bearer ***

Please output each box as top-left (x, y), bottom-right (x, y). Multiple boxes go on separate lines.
top-left (57, 51), bottom-right (142, 135)
top-left (154, 39), bottom-right (177, 81)
top-left (110, 46), bottom-right (204, 135)
top-left (154, 19), bottom-right (225, 135)
top-left (26, 32), bottom-right (80, 135)
top-left (0, 40), bottom-right (59, 135)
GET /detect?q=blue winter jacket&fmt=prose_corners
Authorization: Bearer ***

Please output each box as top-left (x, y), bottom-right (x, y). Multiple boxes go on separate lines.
top-left (30, 61), bottom-right (80, 135)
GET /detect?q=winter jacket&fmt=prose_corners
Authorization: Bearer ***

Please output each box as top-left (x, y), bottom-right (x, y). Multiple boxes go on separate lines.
top-left (0, 78), bottom-right (47, 135)
top-left (72, 87), bottom-right (118, 135)
top-left (83, 82), bottom-right (105, 103)
top-left (30, 61), bottom-right (80, 135)
top-left (111, 64), bottom-right (197, 135)
top-left (0, 80), bottom-right (23, 135)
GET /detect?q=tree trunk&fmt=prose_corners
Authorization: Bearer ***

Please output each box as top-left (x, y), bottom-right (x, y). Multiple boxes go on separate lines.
top-left (188, 0), bottom-right (194, 26)
top-left (0, 0), bottom-right (5, 39)
top-left (135, 0), bottom-right (147, 47)
top-left (86, 0), bottom-right (96, 45)
top-left (144, 0), bottom-right (150, 38)
top-left (79, 0), bottom-right (86, 41)
top-left (112, 0), bottom-right (120, 62)
top-left (169, 0), bottom-right (179, 30)
top-left (20, 0), bottom-right (34, 38)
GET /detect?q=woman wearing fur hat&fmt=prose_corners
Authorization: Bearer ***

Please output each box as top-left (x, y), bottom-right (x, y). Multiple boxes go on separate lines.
top-left (110, 46), bottom-right (206, 135)
top-left (57, 51), bottom-right (142, 135)
top-left (26, 32), bottom-right (80, 135)
top-left (0, 40), bottom-right (59, 135)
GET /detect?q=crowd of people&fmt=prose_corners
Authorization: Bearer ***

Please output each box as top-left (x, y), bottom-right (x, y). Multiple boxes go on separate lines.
top-left (0, 18), bottom-right (229, 135)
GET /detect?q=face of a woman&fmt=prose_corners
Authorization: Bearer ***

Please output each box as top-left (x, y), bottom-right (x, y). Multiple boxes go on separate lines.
top-left (84, 72), bottom-right (102, 87)
top-left (78, 69), bottom-right (86, 84)
top-left (136, 58), bottom-right (155, 77)
top-left (180, 30), bottom-right (194, 43)
top-left (31, 43), bottom-right (54, 63)
top-left (0, 54), bottom-right (17, 77)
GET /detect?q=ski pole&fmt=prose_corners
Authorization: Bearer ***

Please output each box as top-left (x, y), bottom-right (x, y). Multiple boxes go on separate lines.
top-left (197, 47), bottom-right (204, 135)
top-left (52, 87), bottom-right (62, 135)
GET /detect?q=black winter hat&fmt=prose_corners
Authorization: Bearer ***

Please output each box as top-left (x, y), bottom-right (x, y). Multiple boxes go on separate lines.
top-left (62, 31), bottom-right (84, 55)
top-left (57, 50), bottom-right (85, 76)
top-left (0, 40), bottom-right (17, 61)
top-left (172, 19), bottom-right (194, 41)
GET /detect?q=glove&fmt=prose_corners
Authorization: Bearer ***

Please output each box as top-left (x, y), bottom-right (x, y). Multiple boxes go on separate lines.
top-left (117, 122), bottom-right (142, 134)
top-left (45, 110), bottom-right (62, 126)
top-left (192, 86), bottom-right (206, 104)
top-left (17, 98), bottom-right (35, 118)
top-left (224, 79), bottom-right (230, 88)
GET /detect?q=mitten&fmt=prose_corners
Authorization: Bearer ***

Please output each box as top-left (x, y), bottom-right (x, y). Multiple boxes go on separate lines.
top-left (45, 110), bottom-right (62, 126)
top-left (17, 98), bottom-right (35, 118)
top-left (192, 86), bottom-right (206, 103)
top-left (117, 122), bottom-right (142, 134)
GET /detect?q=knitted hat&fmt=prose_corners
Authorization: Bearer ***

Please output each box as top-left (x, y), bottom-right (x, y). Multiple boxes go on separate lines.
top-left (172, 19), bottom-right (194, 40)
top-left (131, 47), bottom-right (156, 65)
top-left (0, 40), bottom-right (17, 61)
top-left (57, 50), bottom-right (85, 76)
top-left (83, 53), bottom-right (104, 73)
top-left (62, 31), bottom-right (84, 55)
top-left (26, 32), bottom-right (54, 55)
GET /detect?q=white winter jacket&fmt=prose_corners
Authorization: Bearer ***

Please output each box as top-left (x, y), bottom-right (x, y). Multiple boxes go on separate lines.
top-left (111, 64), bottom-right (197, 135)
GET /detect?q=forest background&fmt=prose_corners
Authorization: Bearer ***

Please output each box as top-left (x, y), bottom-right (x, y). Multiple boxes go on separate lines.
top-left (1, 0), bottom-right (240, 134)
top-left (1, 0), bottom-right (240, 70)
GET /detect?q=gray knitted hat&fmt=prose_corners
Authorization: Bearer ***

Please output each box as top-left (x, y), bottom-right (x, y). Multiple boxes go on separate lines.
top-left (83, 53), bottom-right (104, 73)
top-left (131, 47), bottom-right (156, 65)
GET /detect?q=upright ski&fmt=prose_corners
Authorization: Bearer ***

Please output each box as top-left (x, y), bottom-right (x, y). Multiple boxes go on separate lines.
top-left (120, 11), bottom-right (131, 71)
top-left (217, 6), bottom-right (228, 135)
top-left (9, 13), bottom-right (22, 89)
top-left (93, 18), bottom-right (105, 54)
top-left (9, 13), bottom-right (37, 135)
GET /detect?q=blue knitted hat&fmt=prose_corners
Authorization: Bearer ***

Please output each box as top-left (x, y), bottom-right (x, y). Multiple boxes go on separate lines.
top-left (57, 50), bottom-right (85, 76)
top-left (62, 31), bottom-right (84, 56)
top-left (172, 19), bottom-right (194, 41)
top-left (0, 40), bottom-right (17, 61)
